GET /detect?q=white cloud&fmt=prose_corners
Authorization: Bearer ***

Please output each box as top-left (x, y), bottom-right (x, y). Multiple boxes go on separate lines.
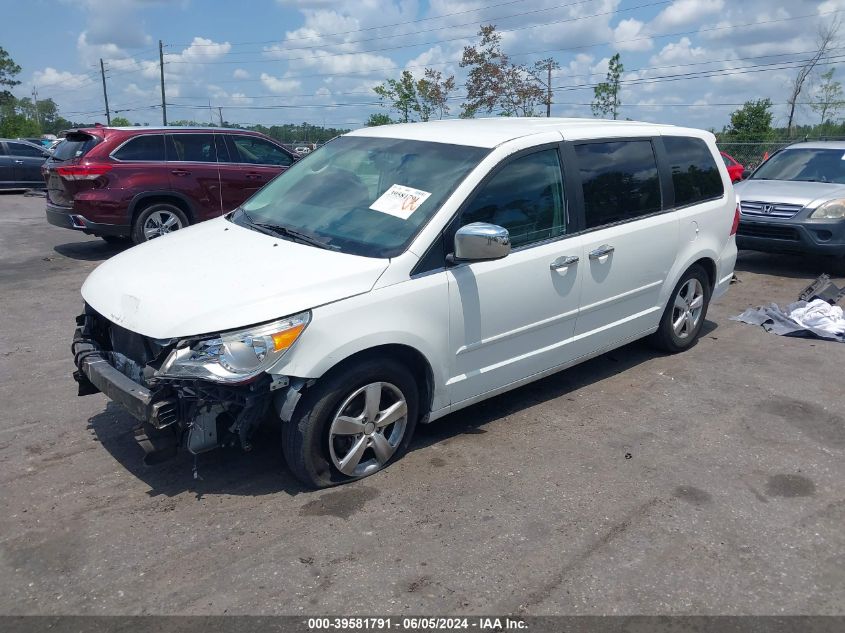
top-left (260, 73), bottom-right (303, 94)
top-left (650, 0), bottom-right (726, 31)
top-left (32, 67), bottom-right (92, 90)
top-left (613, 18), bottom-right (653, 52)
top-left (649, 37), bottom-right (706, 65)
top-left (233, 68), bottom-right (251, 80)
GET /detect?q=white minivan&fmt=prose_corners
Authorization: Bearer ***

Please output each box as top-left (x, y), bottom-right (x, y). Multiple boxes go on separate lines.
top-left (72, 118), bottom-right (738, 487)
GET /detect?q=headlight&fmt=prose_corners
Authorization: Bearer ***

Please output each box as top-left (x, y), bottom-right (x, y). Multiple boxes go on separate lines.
top-left (810, 199), bottom-right (845, 219)
top-left (157, 311), bottom-right (310, 383)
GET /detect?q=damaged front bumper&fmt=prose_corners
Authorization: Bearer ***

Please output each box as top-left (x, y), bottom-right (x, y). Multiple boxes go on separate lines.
top-left (72, 309), bottom-right (280, 463)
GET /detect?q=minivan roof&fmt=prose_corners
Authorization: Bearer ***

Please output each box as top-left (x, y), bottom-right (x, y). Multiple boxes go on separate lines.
top-left (349, 117), bottom-right (712, 149)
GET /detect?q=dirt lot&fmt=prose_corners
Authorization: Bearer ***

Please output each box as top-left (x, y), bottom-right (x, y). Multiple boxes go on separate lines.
top-left (0, 191), bottom-right (843, 616)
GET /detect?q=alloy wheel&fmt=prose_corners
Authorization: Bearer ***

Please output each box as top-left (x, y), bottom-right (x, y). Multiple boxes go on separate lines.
top-left (143, 210), bottom-right (184, 240)
top-left (328, 382), bottom-right (408, 478)
top-left (672, 278), bottom-right (705, 339)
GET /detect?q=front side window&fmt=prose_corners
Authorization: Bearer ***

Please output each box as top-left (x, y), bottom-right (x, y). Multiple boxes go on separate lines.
top-left (575, 140), bottom-right (661, 229)
top-left (234, 136), bottom-right (489, 258)
top-left (168, 134), bottom-right (218, 163)
top-left (663, 136), bottom-right (724, 207)
top-left (229, 135), bottom-right (293, 166)
top-left (751, 148), bottom-right (845, 184)
top-left (112, 135), bottom-right (165, 161)
top-left (461, 149), bottom-right (566, 248)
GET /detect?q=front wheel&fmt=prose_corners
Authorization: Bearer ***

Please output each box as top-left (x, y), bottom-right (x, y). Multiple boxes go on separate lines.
top-left (282, 358), bottom-right (419, 488)
top-left (649, 265), bottom-right (711, 353)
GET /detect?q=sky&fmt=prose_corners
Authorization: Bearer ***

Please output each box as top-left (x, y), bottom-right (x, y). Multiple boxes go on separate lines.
top-left (3, 0), bottom-right (844, 131)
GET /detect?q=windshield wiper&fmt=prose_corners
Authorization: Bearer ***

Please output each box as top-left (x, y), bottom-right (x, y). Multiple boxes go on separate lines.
top-left (252, 221), bottom-right (338, 251)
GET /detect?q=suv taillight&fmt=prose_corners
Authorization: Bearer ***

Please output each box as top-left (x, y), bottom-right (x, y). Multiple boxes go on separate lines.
top-left (56, 164), bottom-right (112, 181)
top-left (730, 203), bottom-right (740, 236)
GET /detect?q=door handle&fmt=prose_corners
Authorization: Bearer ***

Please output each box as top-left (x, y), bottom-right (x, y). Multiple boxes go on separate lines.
top-left (246, 173), bottom-right (264, 180)
top-left (13, 159), bottom-right (24, 164)
top-left (171, 169), bottom-right (190, 176)
top-left (550, 255), bottom-right (579, 270)
top-left (588, 244), bottom-right (615, 259)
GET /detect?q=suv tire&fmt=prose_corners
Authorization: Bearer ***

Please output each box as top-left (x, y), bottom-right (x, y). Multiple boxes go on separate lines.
top-left (131, 202), bottom-right (189, 244)
top-left (283, 358), bottom-right (419, 488)
top-left (649, 264), bottom-right (711, 353)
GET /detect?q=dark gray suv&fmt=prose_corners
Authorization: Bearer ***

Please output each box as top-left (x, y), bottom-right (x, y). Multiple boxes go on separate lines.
top-left (734, 141), bottom-right (845, 257)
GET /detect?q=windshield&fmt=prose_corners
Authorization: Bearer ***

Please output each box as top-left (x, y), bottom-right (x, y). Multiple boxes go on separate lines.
top-left (232, 136), bottom-right (489, 258)
top-left (751, 148), bottom-right (845, 184)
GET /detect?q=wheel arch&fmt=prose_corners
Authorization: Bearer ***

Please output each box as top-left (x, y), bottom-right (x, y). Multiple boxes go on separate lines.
top-left (128, 191), bottom-right (196, 227)
top-left (311, 343), bottom-right (435, 421)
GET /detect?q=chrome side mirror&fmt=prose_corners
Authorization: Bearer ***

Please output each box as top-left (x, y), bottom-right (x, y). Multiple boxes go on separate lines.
top-left (453, 222), bottom-right (510, 262)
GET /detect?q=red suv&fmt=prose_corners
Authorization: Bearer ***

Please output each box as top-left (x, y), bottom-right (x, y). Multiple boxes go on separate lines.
top-left (44, 126), bottom-right (299, 243)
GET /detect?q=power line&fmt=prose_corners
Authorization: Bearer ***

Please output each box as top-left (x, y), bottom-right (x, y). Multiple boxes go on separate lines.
top-left (165, 0), bottom-right (674, 66)
top-left (164, 7), bottom-right (843, 68)
top-left (168, 0), bottom-right (532, 47)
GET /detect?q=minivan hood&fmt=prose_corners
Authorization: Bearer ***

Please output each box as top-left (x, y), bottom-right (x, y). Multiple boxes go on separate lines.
top-left (81, 217), bottom-right (389, 339)
top-left (734, 179), bottom-right (845, 207)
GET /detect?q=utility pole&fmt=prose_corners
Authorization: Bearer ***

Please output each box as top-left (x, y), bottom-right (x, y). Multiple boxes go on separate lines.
top-left (546, 60), bottom-right (552, 117)
top-left (218, 107), bottom-right (224, 126)
top-left (99, 59), bottom-right (111, 125)
top-left (31, 87), bottom-right (41, 128)
top-left (159, 40), bottom-right (167, 126)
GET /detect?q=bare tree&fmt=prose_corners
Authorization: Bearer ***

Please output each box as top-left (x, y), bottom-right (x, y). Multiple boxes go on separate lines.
top-left (786, 18), bottom-right (841, 135)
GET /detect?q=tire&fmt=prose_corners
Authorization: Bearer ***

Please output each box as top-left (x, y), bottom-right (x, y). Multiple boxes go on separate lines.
top-left (131, 202), bottom-right (189, 244)
top-left (648, 264), bottom-right (712, 353)
top-left (283, 358), bottom-right (420, 488)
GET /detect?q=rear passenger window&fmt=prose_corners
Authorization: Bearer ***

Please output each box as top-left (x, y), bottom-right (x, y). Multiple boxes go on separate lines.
top-left (462, 149), bottom-right (566, 248)
top-left (8, 142), bottom-right (47, 158)
top-left (663, 136), bottom-right (724, 207)
top-left (112, 135), bottom-right (165, 161)
top-left (575, 140), bottom-right (661, 229)
top-left (168, 134), bottom-right (218, 163)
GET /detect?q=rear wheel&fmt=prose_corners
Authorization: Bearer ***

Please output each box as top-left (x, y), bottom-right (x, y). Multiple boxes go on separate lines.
top-left (131, 202), bottom-right (189, 244)
top-left (282, 358), bottom-right (419, 488)
top-left (649, 265), bottom-right (711, 353)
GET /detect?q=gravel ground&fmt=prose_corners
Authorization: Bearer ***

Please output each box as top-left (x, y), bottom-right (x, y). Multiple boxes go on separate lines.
top-left (0, 191), bottom-right (843, 616)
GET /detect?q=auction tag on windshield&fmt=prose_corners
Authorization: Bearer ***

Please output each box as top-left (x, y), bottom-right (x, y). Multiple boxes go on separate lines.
top-left (369, 184), bottom-right (432, 220)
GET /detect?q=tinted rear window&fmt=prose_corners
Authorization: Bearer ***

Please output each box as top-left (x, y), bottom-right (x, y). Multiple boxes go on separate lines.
top-left (168, 133), bottom-right (218, 162)
top-left (663, 136), bottom-right (724, 207)
top-left (575, 140), bottom-right (662, 229)
top-left (112, 135), bottom-right (165, 161)
top-left (52, 134), bottom-right (99, 161)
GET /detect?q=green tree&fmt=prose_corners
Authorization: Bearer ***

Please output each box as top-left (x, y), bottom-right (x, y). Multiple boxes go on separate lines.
top-left (366, 113), bottom-right (392, 126)
top-left (727, 99), bottom-right (774, 142)
top-left (0, 114), bottom-right (39, 137)
top-left (811, 68), bottom-right (844, 126)
top-left (0, 46), bottom-right (21, 106)
top-left (459, 25), bottom-right (545, 118)
top-left (374, 70), bottom-right (419, 123)
top-left (110, 116), bottom-right (132, 126)
top-left (591, 53), bottom-right (623, 119)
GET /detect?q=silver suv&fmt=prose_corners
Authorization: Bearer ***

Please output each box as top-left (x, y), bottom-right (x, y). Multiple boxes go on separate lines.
top-left (734, 141), bottom-right (845, 257)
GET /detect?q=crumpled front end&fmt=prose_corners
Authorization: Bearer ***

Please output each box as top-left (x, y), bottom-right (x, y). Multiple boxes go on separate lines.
top-left (72, 305), bottom-right (276, 464)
